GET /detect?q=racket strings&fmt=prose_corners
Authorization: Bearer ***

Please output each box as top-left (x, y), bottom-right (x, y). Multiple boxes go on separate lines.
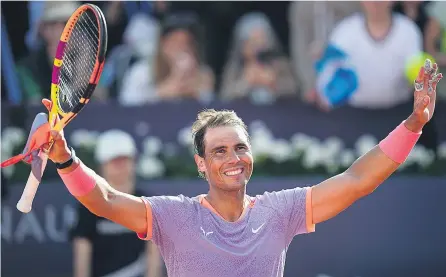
top-left (58, 9), bottom-right (100, 113)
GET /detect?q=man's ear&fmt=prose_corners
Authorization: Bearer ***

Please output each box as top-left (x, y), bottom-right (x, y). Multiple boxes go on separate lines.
top-left (194, 154), bottom-right (206, 173)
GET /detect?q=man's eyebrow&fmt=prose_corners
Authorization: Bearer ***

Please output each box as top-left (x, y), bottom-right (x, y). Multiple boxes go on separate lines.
top-left (236, 143), bottom-right (248, 147)
top-left (210, 145), bottom-right (226, 152)
top-left (211, 143), bottom-right (248, 151)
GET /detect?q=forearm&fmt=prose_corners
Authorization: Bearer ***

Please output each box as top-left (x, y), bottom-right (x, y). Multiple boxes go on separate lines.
top-left (59, 158), bottom-right (142, 224)
top-left (346, 115), bottom-right (423, 187)
top-left (312, 147), bottom-right (398, 223)
top-left (344, 146), bottom-right (399, 195)
top-left (58, 156), bottom-right (147, 233)
top-left (58, 158), bottom-right (113, 217)
top-left (312, 116), bottom-right (422, 223)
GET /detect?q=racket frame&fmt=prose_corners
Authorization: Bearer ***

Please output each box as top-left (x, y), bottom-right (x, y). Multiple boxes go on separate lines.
top-left (16, 3), bottom-right (108, 214)
top-left (49, 3), bottom-right (108, 131)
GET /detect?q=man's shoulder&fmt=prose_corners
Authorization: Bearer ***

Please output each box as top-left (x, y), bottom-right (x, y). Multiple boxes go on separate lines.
top-left (252, 187), bottom-right (310, 206)
top-left (393, 13), bottom-right (421, 36)
top-left (393, 13), bottom-right (418, 27)
top-left (143, 194), bottom-right (201, 209)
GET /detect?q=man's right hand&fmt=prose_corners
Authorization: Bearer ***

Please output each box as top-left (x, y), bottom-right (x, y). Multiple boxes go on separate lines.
top-left (41, 99), bottom-right (72, 164)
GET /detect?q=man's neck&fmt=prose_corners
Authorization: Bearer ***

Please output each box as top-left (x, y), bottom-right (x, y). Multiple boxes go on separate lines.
top-left (206, 188), bottom-right (247, 222)
top-left (366, 13), bottom-right (393, 41)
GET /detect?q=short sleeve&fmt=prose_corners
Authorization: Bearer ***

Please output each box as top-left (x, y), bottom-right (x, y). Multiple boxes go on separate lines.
top-left (261, 187), bottom-right (315, 241)
top-left (137, 195), bottom-right (195, 246)
top-left (69, 204), bottom-right (97, 241)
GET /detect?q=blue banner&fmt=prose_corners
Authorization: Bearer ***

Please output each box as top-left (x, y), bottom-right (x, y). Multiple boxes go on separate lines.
top-left (2, 100), bottom-right (446, 184)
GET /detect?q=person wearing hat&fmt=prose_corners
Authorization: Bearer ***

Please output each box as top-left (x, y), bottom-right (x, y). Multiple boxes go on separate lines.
top-left (69, 129), bottom-right (163, 277)
top-left (16, 1), bottom-right (79, 105)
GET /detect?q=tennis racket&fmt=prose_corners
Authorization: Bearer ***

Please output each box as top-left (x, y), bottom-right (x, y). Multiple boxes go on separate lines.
top-left (15, 3), bottom-right (108, 213)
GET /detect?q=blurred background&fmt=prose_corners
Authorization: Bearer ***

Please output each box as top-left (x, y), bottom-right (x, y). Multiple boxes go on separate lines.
top-left (1, 1), bottom-right (446, 277)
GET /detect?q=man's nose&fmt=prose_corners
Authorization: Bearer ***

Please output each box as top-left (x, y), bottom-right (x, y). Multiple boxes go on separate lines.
top-left (226, 149), bottom-right (241, 163)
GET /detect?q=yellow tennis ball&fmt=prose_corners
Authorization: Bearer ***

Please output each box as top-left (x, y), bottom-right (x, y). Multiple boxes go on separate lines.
top-left (405, 52), bottom-right (436, 83)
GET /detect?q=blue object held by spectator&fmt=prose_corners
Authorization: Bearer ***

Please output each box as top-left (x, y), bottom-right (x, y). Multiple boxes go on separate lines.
top-left (314, 43), bottom-right (358, 108)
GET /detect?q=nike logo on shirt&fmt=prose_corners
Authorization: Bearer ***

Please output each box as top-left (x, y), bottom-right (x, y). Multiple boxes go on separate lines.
top-left (252, 223), bottom-right (265, 234)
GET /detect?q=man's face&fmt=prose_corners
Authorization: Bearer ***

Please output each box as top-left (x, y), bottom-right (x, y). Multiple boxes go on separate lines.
top-left (101, 156), bottom-right (135, 193)
top-left (195, 126), bottom-right (253, 192)
top-left (40, 21), bottom-right (66, 48)
top-left (361, 1), bottom-right (393, 17)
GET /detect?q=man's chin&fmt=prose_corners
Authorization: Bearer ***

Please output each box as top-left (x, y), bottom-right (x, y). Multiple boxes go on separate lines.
top-left (221, 179), bottom-right (248, 191)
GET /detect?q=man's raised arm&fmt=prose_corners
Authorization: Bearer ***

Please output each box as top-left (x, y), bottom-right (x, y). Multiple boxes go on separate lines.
top-left (56, 151), bottom-right (148, 234)
top-left (39, 97), bottom-right (148, 235)
top-left (310, 61), bottom-right (442, 225)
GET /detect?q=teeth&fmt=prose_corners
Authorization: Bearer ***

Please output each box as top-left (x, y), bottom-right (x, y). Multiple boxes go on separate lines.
top-left (225, 169), bottom-right (242, 176)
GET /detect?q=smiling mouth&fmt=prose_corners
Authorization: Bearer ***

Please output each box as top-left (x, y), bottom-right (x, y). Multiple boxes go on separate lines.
top-left (224, 168), bottom-right (244, 176)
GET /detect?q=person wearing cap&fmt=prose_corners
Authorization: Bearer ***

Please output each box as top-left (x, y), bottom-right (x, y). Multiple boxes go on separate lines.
top-left (69, 129), bottom-right (164, 277)
top-left (16, 1), bottom-right (79, 105)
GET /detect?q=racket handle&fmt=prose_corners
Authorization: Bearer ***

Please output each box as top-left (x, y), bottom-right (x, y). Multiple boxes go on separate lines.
top-left (16, 152), bottom-right (49, 213)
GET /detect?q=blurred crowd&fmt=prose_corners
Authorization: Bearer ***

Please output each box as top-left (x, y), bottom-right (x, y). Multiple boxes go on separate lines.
top-left (2, 0), bottom-right (446, 154)
top-left (2, 1), bottom-right (446, 107)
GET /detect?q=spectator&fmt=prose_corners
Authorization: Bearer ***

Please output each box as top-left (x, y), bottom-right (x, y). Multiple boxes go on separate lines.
top-left (119, 12), bottom-right (215, 105)
top-left (319, 1), bottom-right (422, 109)
top-left (289, 1), bottom-right (360, 100)
top-left (69, 130), bottom-right (164, 277)
top-left (16, 1), bottom-right (78, 105)
top-left (393, 1), bottom-right (430, 36)
top-left (425, 1), bottom-right (446, 99)
top-left (220, 12), bottom-right (296, 104)
top-left (95, 13), bottom-right (160, 101)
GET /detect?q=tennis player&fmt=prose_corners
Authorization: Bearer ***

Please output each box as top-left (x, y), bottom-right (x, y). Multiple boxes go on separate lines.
top-left (46, 63), bottom-right (441, 277)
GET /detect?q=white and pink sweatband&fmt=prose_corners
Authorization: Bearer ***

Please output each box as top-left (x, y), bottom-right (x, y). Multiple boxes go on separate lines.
top-left (58, 162), bottom-right (96, 197)
top-left (378, 121), bottom-right (422, 164)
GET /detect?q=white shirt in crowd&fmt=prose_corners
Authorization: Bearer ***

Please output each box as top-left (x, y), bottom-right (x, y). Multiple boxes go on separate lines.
top-left (329, 13), bottom-right (422, 109)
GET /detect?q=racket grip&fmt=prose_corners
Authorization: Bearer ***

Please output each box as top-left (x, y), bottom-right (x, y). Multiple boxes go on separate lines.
top-left (16, 152), bottom-right (49, 213)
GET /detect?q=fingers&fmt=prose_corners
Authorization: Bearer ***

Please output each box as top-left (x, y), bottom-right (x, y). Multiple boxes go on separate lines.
top-left (414, 66), bottom-right (425, 92)
top-left (432, 73), bottom-right (443, 91)
top-left (429, 63), bottom-right (443, 93)
top-left (42, 98), bottom-right (52, 112)
top-left (50, 130), bottom-right (62, 140)
top-left (50, 129), bottom-right (66, 148)
top-left (424, 60), bottom-right (431, 93)
top-left (41, 98), bottom-right (60, 128)
top-left (414, 59), bottom-right (442, 95)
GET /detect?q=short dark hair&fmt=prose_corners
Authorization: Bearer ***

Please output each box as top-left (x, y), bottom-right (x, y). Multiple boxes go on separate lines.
top-left (192, 109), bottom-right (249, 158)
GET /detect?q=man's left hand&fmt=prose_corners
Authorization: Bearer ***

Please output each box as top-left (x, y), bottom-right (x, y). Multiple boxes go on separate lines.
top-left (405, 59), bottom-right (442, 133)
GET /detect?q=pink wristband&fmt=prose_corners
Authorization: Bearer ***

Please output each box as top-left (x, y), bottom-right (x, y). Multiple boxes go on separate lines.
top-left (378, 121), bottom-right (422, 164)
top-left (58, 162), bottom-right (96, 197)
